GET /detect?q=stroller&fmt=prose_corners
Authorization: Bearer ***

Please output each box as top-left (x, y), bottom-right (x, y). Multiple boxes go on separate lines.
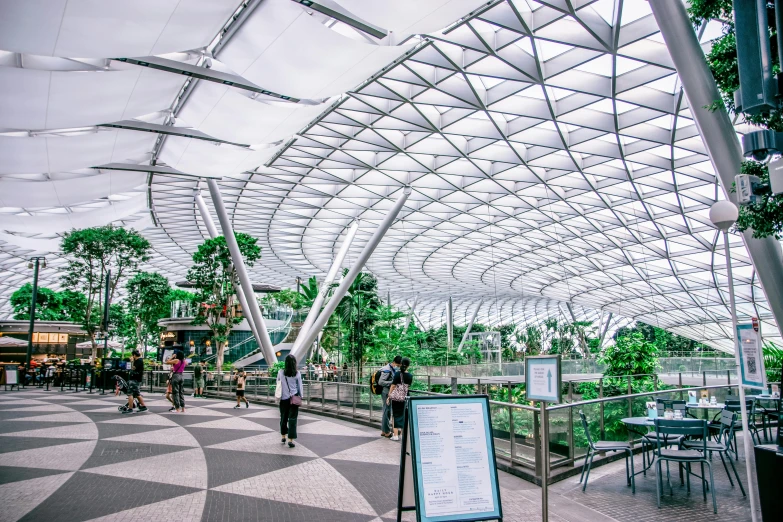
top-left (114, 375), bottom-right (141, 412)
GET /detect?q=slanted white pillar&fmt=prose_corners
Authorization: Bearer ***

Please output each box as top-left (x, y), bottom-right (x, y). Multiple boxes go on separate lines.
top-left (293, 187), bottom-right (412, 362)
top-left (649, 0), bottom-right (783, 340)
top-left (194, 190), bottom-right (263, 352)
top-left (290, 220), bottom-right (360, 360)
top-left (206, 179), bottom-right (277, 365)
top-left (457, 299), bottom-right (483, 352)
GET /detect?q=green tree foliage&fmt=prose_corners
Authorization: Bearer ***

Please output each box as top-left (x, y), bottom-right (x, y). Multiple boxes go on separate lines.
top-left (600, 331), bottom-right (659, 378)
top-left (10, 283), bottom-right (87, 322)
top-left (763, 341), bottom-right (783, 383)
top-left (124, 271), bottom-right (173, 351)
top-left (613, 321), bottom-right (715, 354)
top-left (186, 233), bottom-right (260, 368)
top-left (60, 226), bottom-right (151, 358)
top-left (688, 1), bottom-right (783, 237)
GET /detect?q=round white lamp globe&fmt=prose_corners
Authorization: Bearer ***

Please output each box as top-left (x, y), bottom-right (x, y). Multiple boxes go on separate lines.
top-left (709, 200), bottom-right (739, 231)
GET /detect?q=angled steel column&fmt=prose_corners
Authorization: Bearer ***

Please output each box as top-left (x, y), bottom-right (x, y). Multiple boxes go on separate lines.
top-left (290, 220), bottom-right (360, 360)
top-left (458, 299), bottom-right (483, 352)
top-left (598, 312), bottom-right (613, 349)
top-left (206, 179), bottom-right (277, 365)
top-left (446, 297), bottom-right (454, 351)
top-left (650, 0), bottom-right (783, 340)
top-left (402, 295), bottom-right (418, 333)
top-left (294, 187), bottom-right (412, 362)
top-left (194, 190), bottom-right (263, 353)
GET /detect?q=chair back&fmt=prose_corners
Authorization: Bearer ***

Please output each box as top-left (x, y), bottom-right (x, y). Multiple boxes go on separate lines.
top-left (579, 410), bottom-right (595, 450)
top-left (725, 399), bottom-right (754, 414)
top-left (653, 418), bottom-right (707, 454)
top-left (656, 399), bottom-right (686, 417)
top-left (717, 410), bottom-right (736, 444)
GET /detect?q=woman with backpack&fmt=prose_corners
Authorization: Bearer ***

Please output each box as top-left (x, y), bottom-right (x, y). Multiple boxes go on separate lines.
top-left (387, 357), bottom-right (412, 441)
top-left (277, 354), bottom-right (303, 448)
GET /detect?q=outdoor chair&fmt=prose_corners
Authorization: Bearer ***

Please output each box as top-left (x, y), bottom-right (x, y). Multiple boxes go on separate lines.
top-left (578, 411), bottom-right (635, 494)
top-left (755, 397), bottom-right (780, 442)
top-left (722, 399), bottom-right (762, 454)
top-left (681, 410), bottom-right (745, 497)
top-left (641, 399), bottom-right (685, 473)
top-left (653, 418), bottom-right (717, 514)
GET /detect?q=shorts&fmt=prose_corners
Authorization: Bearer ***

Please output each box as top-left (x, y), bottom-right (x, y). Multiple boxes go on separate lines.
top-left (194, 377), bottom-right (205, 389)
top-left (236, 389), bottom-right (245, 397)
top-left (128, 380), bottom-right (141, 398)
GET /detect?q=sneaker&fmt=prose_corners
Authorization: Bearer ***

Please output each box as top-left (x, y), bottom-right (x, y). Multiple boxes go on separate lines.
top-left (233, 405), bottom-right (240, 409)
top-left (122, 408), bottom-right (135, 414)
top-left (168, 407), bottom-right (176, 412)
top-left (288, 441), bottom-right (296, 448)
top-left (137, 406), bottom-right (148, 413)
top-left (391, 435), bottom-right (400, 441)
top-left (281, 437), bottom-right (286, 444)
top-left (245, 402), bottom-right (249, 408)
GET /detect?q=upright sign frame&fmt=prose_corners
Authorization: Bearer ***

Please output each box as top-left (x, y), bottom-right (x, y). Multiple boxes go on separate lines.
top-left (736, 322), bottom-right (766, 390)
top-left (397, 395), bottom-right (503, 522)
top-left (4, 366), bottom-right (19, 391)
top-left (524, 355), bottom-right (562, 522)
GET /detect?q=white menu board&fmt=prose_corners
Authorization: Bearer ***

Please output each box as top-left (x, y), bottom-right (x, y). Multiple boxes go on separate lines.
top-left (411, 398), bottom-right (501, 521)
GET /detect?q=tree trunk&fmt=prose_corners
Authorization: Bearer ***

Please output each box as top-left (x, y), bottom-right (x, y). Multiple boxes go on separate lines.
top-left (217, 342), bottom-right (225, 370)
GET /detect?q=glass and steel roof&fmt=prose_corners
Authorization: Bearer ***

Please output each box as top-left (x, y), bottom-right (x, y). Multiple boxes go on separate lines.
top-left (0, 0), bottom-right (779, 351)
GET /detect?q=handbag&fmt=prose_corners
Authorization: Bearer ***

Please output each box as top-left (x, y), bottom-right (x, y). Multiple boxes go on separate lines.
top-left (287, 376), bottom-right (302, 406)
top-left (389, 382), bottom-right (409, 402)
top-left (275, 377), bottom-right (283, 399)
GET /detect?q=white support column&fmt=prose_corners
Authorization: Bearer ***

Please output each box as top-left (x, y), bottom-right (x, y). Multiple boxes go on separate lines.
top-left (293, 187), bottom-right (411, 362)
top-left (650, 0), bottom-right (783, 340)
top-left (598, 312), bottom-right (613, 349)
top-left (402, 295), bottom-right (418, 333)
top-left (290, 220), bottom-right (360, 360)
top-left (194, 190), bottom-right (263, 352)
top-left (457, 299), bottom-right (483, 352)
top-left (446, 297), bottom-right (454, 351)
top-left (206, 179), bottom-right (277, 365)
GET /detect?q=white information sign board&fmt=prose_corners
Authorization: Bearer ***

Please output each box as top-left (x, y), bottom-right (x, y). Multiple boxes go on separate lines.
top-left (737, 323), bottom-right (766, 389)
top-left (525, 355), bottom-right (561, 403)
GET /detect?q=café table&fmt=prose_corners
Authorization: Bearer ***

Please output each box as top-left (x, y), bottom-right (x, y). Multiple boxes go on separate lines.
top-left (620, 417), bottom-right (681, 476)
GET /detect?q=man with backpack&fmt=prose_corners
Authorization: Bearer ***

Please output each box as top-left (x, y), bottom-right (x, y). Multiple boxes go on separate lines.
top-left (377, 356), bottom-right (401, 438)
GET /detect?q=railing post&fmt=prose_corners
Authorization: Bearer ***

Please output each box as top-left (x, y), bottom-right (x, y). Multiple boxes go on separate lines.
top-left (599, 378), bottom-right (605, 440)
top-left (427, 375), bottom-right (431, 393)
top-left (508, 404), bottom-right (516, 466)
top-left (678, 372), bottom-right (683, 400)
top-left (266, 376), bottom-right (270, 401)
top-left (507, 381), bottom-right (513, 403)
top-left (534, 407), bottom-right (542, 480)
top-left (567, 382), bottom-right (574, 463)
top-left (336, 382), bottom-right (340, 415)
top-left (653, 374), bottom-right (658, 392)
top-left (626, 376), bottom-right (632, 441)
top-left (321, 381), bottom-right (325, 411)
top-left (352, 383), bottom-right (357, 418)
top-left (369, 387), bottom-right (373, 422)
top-left (451, 377), bottom-right (458, 395)
top-left (727, 369), bottom-right (731, 385)
top-left (702, 371), bottom-right (707, 387)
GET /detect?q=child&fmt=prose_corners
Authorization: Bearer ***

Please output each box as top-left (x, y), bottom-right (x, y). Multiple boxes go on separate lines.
top-left (233, 369), bottom-right (249, 409)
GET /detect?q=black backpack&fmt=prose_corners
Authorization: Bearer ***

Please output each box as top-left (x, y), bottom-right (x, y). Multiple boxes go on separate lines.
top-left (370, 368), bottom-right (384, 395)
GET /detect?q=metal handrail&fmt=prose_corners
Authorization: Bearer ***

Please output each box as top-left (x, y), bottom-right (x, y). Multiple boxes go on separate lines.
top-left (546, 383), bottom-right (737, 411)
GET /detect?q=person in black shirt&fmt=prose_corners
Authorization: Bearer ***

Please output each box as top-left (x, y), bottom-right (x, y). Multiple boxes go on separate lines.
top-left (122, 350), bottom-right (148, 414)
top-left (387, 357), bottom-right (412, 441)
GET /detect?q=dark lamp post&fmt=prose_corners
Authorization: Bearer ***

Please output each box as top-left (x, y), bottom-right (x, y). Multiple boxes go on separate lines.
top-left (25, 257), bottom-right (47, 366)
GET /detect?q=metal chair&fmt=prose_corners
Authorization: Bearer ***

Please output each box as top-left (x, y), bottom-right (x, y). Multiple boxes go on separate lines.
top-left (723, 399), bottom-right (761, 454)
top-left (641, 399), bottom-right (685, 474)
top-left (578, 411), bottom-right (635, 494)
top-left (653, 418), bottom-right (717, 514)
top-left (682, 409), bottom-right (745, 496)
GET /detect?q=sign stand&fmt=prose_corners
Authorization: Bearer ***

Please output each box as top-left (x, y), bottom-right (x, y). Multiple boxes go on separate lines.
top-left (525, 355), bottom-right (562, 522)
top-left (397, 395), bottom-right (503, 522)
top-left (4, 366), bottom-right (19, 391)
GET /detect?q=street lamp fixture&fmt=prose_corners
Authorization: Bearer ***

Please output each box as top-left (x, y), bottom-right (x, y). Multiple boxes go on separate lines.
top-left (709, 200), bottom-right (759, 519)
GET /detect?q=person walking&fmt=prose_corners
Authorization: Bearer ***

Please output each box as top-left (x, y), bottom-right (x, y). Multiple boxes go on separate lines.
top-left (193, 360), bottom-right (206, 398)
top-left (165, 350), bottom-right (186, 413)
top-left (122, 350), bottom-right (148, 414)
top-left (164, 368), bottom-right (175, 411)
top-left (379, 356), bottom-right (401, 438)
top-left (233, 369), bottom-right (250, 409)
top-left (387, 357), bottom-right (412, 441)
top-left (277, 354), bottom-right (303, 448)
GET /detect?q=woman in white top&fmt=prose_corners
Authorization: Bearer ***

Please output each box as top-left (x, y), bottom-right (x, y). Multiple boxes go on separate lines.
top-left (277, 354), bottom-right (303, 448)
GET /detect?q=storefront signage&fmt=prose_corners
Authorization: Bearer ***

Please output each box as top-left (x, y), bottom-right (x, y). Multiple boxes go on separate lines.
top-left (525, 355), bottom-right (562, 403)
top-left (737, 322), bottom-right (766, 390)
top-left (31, 332), bottom-right (68, 344)
top-left (397, 395), bottom-right (502, 522)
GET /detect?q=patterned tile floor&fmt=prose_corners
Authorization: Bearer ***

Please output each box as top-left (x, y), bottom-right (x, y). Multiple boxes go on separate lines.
top-left (0, 389), bottom-right (754, 521)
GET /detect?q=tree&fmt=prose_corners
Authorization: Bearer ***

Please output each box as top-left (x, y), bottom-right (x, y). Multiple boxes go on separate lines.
top-left (600, 331), bottom-right (659, 378)
top-left (60, 226), bottom-right (151, 360)
top-left (186, 233), bottom-right (261, 369)
top-left (10, 283), bottom-right (88, 323)
top-left (688, 1), bottom-right (783, 237)
top-left (125, 272), bottom-right (172, 352)
top-left (516, 324), bottom-right (543, 356)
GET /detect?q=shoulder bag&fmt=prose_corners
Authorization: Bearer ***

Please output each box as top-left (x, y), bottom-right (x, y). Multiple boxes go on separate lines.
top-left (275, 372), bottom-right (283, 399)
top-left (287, 375), bottom-right (302, 406)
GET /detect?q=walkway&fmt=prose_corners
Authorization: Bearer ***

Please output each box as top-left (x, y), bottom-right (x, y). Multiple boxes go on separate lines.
top-left (0, 389), bottom-right (753, 521)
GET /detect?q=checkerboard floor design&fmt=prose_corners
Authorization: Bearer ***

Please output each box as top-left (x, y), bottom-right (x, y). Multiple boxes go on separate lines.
top-left (0, 389), bottom-right (756, 521)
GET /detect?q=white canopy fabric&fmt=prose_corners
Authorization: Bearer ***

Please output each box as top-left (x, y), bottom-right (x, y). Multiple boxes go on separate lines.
top-left (0, 66), bottom-right (183, 130)
top-left (0, 0), bottom-right (239, 58)
top-left (0, 172), bottom-right (146, 208)
top-left (0, 336), bottom-right (28, 346)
